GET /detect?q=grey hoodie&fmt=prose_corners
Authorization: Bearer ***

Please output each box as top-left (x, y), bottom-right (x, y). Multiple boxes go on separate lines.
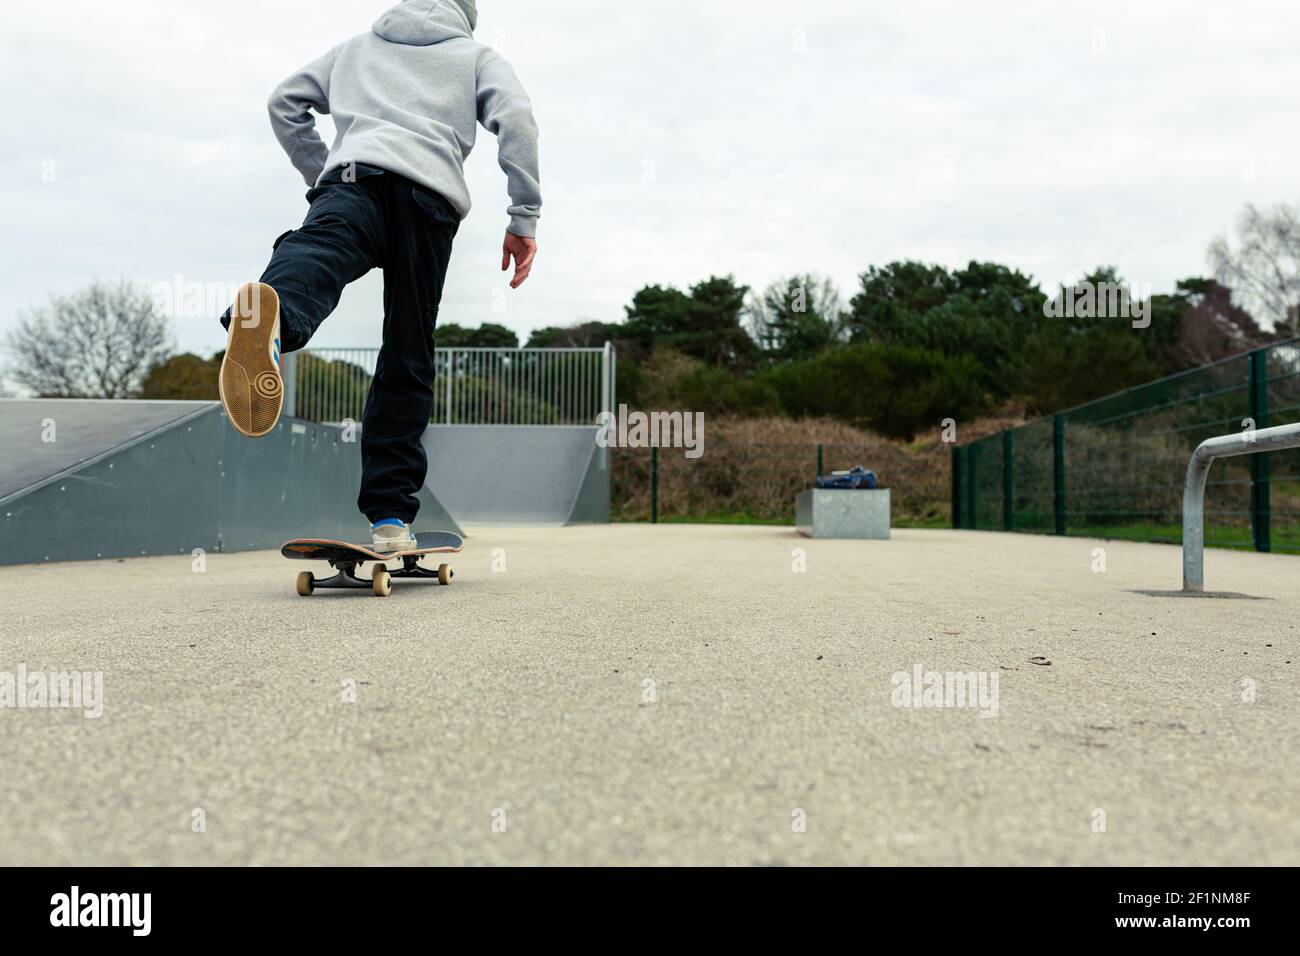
top-left (266, 0), bottom-right (540, 237)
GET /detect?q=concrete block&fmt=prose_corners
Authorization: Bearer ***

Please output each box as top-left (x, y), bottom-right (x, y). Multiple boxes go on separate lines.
top-left (796, 488), bottom-right (891, 539)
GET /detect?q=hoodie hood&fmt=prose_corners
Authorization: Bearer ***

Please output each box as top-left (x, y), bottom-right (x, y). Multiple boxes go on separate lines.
top-left (373, 0), bottom-right (474, 46)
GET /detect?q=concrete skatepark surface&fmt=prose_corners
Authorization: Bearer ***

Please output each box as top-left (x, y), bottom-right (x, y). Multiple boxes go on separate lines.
top-left (0, 525), bottom-right (1296, 866)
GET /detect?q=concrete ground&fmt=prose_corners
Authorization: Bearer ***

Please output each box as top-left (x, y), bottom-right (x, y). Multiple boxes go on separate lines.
top-left (0, 525), bottom-right (1296, 866)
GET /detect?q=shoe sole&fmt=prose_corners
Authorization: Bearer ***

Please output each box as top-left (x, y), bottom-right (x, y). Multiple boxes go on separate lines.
top-left (219, 282), bottom-right (283, 437)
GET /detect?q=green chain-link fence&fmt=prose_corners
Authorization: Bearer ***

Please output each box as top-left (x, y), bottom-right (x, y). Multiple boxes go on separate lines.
top-left (953, 338), bottom-right (1300, 552)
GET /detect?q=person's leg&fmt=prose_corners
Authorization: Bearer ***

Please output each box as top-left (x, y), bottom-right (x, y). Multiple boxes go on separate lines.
top-left (221, 168), bottom-right (386, 352)
top-left (357, 175), bottom-right (459, 525)
top-left (219, 169), bottom-right (386, 436)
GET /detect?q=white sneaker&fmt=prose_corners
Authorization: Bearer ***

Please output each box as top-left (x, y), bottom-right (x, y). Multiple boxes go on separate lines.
top-left (371, 522), bottom-right (417, 553)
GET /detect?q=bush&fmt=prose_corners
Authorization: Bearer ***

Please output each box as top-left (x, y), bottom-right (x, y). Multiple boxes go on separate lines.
top-left (675, 366), bottom-right (782, 416)
top-left (759, 343), bottom-right (988, 440)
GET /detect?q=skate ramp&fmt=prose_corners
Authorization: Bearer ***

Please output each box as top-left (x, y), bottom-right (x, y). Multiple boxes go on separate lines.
top-left (0, 399), bottom-right (211, 500)
top-left (421, 425), bottom-right (609, 525)
top-left (0, 400), bottom-right (460, 565)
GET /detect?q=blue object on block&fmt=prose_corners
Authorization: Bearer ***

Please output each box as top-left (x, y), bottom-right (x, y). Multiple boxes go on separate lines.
top-left (815, 466), bottom-right (878, 490)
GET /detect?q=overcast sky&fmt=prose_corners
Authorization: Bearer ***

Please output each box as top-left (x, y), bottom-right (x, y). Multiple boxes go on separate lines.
top-left (3, 0), bottom-right (1298, 358)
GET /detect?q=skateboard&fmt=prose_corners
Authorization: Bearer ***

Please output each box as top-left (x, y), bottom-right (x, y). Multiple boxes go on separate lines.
top-left (281, 531), bottom-right (463, 597)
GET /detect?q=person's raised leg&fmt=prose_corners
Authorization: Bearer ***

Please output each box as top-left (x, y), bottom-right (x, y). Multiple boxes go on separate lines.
top-left (219, 169), bottom-right (385, 436)
top-left (359, 175), bottom-right (459, 543)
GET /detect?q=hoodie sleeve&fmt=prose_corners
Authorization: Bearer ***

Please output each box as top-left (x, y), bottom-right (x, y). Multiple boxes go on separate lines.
top-left (477, 52), bottom-right (542, 238)
top-left (266, 47), bottom-right (340, 187)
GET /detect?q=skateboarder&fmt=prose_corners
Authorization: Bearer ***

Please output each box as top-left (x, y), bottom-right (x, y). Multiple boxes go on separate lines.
top-left (217, 0), bottom-right (539, 552)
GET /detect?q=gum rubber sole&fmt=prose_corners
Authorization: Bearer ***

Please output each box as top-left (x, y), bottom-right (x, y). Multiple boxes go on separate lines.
top-left (219, 282), bottom-right (283, 437)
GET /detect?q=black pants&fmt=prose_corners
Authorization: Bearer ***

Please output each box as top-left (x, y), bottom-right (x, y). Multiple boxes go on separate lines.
top-left (223, 164), bottom-right (458, 524)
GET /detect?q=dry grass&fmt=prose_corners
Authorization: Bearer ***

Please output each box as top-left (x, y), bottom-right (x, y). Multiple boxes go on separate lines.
top-left (611, 413), bottom-right (1024, 524)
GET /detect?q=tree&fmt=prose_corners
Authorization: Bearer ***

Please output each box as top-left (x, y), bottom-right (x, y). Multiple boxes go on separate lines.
top-left (4, 280), bottom-right (174, 398)
top-left (1208, 202), bottom-right (1300, 335)
top-left (624, 276), bottom-right (756, 368)
top-left (526, 320), bottom-right (623, 348)
top-left (1151, 278), bottom-right (1274, 370)
top-left (747, 274), bottom-right (846, 363)
top-left (846, 261), bottom-right (1045, 402)
top-left (1020, 267), bottom-right (1166, 413)
top-left (436, 322), bottom-right (520, 348)
top-left (622, 284), bottom-right (690, 344)
top-left (685, 276), bottom-right (759, 368)
top-left (140, 352), bottom-right (221, 399)
top-left (845, 261), bottom-right (959, 342)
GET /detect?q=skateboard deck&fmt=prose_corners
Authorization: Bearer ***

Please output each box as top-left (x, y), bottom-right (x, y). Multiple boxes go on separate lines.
top-left (281, 531), bottom-right (463, 597)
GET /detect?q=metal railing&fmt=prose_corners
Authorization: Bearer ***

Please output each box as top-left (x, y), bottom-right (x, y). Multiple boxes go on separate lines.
top-left (283, 344), bottom-right (616, 427)
top-left (1182, 422), bottom-right (1300, 591)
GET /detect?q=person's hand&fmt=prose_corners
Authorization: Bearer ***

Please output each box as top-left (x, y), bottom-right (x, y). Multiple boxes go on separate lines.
top-left (501, 233), bottom-right (537, 289)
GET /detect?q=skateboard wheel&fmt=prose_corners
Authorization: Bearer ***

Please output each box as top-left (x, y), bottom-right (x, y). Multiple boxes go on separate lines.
top-left (296, 571), bottom-right (314, 596)
top-left (372, 567), bottom-right (392, 597)
top-left (437, 563), bottom-right (453, 585)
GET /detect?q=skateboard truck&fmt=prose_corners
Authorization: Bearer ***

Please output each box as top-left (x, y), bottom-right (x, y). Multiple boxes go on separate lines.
top-left (308, 560), bottom-right (384, 593)
top-left (391, 554), bottom-right (454, 583)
